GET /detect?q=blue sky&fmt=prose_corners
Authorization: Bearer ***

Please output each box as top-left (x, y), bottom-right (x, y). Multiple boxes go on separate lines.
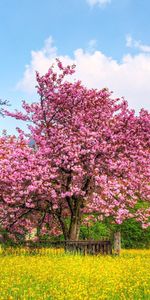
top-left (0, 0), bottom-right (150, 134)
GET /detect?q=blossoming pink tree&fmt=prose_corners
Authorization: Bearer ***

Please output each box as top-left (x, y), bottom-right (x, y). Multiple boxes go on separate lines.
top-left (0, 60), bottom-right (150, 241)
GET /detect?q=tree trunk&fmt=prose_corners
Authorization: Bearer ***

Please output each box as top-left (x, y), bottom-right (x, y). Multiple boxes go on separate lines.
top-left (114, 231), bottom-right (121, 255)
top-left (67, 196), bottom-right (82, 241)
top-left (69, 215), bottom-right (81, 240)
top-left (55, 213), bottom-right (69, 240)
top-left (56, 196), bottom-right (82, 241)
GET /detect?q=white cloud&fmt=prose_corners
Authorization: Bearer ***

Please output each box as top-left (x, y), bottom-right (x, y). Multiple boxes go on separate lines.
top-left (17, 37), bottom-right (57, 92)
top-left (126, 34), bottom-right (150, 53)
top-left (86, 0), bottom-right (111, 7)
top-left (17, 36), bottom-right (150, 112)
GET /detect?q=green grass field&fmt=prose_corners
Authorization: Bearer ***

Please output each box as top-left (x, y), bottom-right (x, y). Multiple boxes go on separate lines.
top-left (0, 248), bottom-right (149, 300)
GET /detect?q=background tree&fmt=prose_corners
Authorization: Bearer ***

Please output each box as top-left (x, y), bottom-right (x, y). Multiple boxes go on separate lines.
top-left (0, 60), bottom-right (150, 241)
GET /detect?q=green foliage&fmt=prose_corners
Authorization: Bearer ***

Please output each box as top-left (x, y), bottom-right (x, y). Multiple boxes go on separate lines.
top-left (120, 219), bottom-right (150, 249)
top-left (80, 222), bottom-right (110, 240)
top-left (79, 219), bottom-right (150, 248)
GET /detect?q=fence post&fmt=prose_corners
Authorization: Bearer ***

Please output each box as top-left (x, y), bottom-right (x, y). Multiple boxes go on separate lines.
top-left (114, 231), bottom-right (121, 255)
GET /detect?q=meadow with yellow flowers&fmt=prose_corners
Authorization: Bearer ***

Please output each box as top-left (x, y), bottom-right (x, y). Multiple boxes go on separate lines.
top-left (0, 248), bottom-right (149, 300)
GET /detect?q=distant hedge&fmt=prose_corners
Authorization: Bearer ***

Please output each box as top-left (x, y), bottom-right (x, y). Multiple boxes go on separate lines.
top-left (80, 219), bottom-right (150, 249)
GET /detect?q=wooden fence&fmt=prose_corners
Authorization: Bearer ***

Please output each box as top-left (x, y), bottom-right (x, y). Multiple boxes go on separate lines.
top-left (24, 239), bottom-right (112, 255)
top-left (64, 240), bottom-right (112, 255)
top-left (0, 239), bottom-right (112, 255)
